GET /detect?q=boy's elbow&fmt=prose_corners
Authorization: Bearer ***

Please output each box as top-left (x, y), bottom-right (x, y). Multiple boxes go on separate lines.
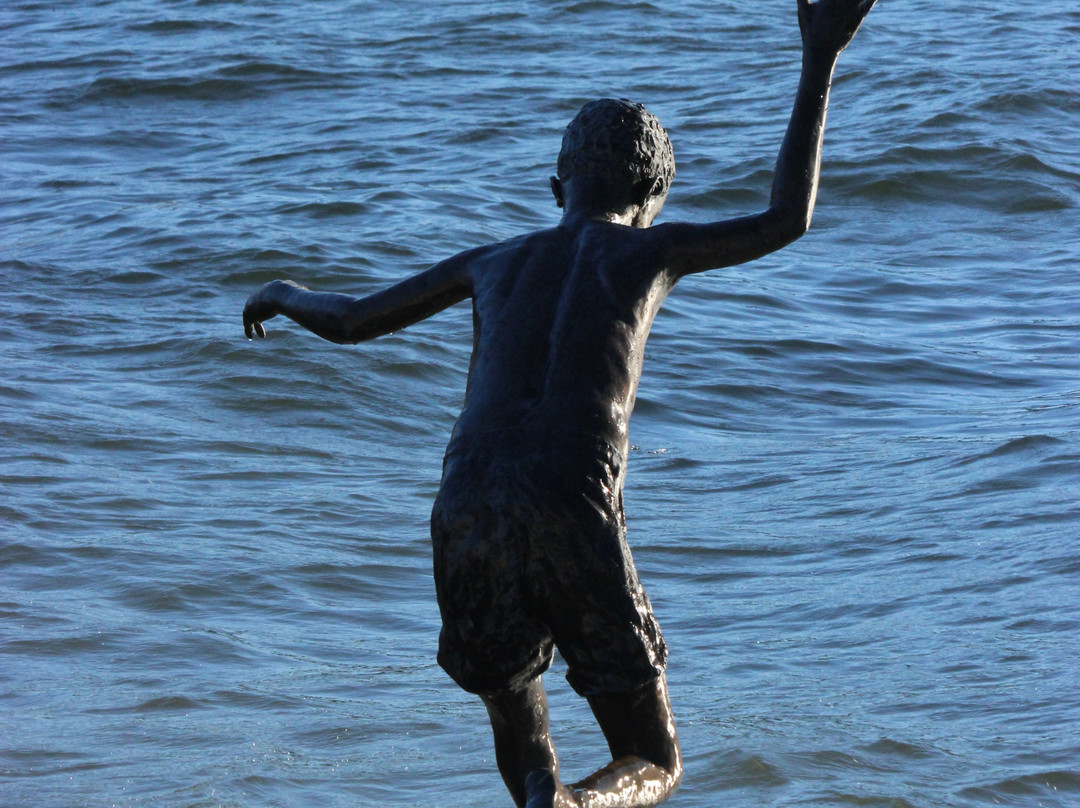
top-left (337, 303), bottom-right (386, 344)
top-left (790, 208), bottom-right (814, 242)
top-left (764, 204), bottom-right (813, 250)
top-left (315, 315), bottom-right (373, 345)
top-left (339, 324), bottom-right (376, 345)
top-left (340, 314), bottom-right (397, 344)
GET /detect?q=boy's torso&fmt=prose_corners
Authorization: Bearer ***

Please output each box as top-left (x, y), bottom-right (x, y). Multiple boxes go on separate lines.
top-left (448, 219), bottom-right (674, 455)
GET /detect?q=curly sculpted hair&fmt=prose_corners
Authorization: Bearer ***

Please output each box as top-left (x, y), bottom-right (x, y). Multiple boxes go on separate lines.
top-left (557, 98), bottom-right (675, 190)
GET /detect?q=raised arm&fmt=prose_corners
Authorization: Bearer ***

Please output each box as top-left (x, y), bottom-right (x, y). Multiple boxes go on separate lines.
top-left (659, 0), bottom-right (877, 278)
top-left (242, 248), bottom-right (475, 344)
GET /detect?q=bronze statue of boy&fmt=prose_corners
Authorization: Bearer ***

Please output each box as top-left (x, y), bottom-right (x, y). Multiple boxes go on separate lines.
top-left (243, 2), bottom-right (877, 805)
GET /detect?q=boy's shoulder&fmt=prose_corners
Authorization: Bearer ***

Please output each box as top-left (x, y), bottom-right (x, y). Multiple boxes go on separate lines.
top-left (465, 220), bottom-right (674, 305)
top-left (476, 218), bottom-right (668, 263)
top-left (464, 225), bottom-right (567, 273)
top-left (455, 218), bottom-right (677, 301)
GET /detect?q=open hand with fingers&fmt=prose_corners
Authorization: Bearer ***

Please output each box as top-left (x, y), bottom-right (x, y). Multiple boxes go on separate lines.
top-left (798, 0), bottom-right (878, 55)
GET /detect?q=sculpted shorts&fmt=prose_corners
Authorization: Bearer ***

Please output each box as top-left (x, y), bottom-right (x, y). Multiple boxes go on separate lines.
top-left (430, 432), bottom-right (667, 697)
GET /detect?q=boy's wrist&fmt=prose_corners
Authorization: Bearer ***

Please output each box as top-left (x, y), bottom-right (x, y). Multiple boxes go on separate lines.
top-left (802, 44), bottom-right (841, 70)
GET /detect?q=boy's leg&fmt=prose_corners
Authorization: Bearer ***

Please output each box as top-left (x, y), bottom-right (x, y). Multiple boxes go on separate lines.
top-left (484, 674), bottom-right (680, 808)
top-left (481, 676), bottom-right (560, 808)
top-left (570, 674), bottom-right (682, 807)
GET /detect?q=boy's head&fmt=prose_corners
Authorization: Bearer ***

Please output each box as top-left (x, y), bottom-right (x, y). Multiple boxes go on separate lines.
top-left (555, 99), bottom-right (675, 210)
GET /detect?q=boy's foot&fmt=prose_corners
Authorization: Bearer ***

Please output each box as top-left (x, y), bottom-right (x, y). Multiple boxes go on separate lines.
top-left (524, 769), bottom-right (558, 808)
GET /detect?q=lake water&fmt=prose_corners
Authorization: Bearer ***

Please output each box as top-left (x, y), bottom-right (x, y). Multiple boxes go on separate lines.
top-left (2, 1), bottom-right (1078, 806)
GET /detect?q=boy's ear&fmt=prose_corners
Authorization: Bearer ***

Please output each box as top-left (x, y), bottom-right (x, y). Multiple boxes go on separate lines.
top-left (633, 175), bottom-right (666, 206)
top-left (550, 176), bottom-right (565, 208)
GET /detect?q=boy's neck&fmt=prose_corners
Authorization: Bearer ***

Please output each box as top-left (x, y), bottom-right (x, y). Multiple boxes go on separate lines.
top-left (554, 174), bottom-right (664, 229)
top-left (561, 205), bottom-right (634, 227)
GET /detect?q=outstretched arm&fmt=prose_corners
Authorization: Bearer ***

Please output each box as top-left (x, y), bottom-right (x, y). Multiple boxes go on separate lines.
top-left (659, 0), bottom-right (877, 278)
top-left (243, 249), bottom-right (474, 344)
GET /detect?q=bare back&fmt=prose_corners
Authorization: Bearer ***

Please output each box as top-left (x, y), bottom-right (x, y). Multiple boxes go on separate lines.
top-left (447, 218), bottom-right (674, 455)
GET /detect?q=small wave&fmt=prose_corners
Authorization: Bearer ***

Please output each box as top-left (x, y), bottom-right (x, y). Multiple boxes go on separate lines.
top-left (859, 738), bottom-right (937, 760)
top-left (109, 269), bottom-right (171, 285)
top-left (63, 61), bottom-right (348, 106)
top-left (4, 634), bottom-right (117, 657)
top-left (818, 794), bottom-right (918, 807)
top-left (38, 178), bottom-right (100, 189)
top-left (778, 338), bottom-right (852, 354)
top-left (979, 434), bottom-right (1066, 458)
top-left (959, 769), bottom-right (1080, 803)
top-left (273, 201), bottom-right (370, 219)
top-left (291, 725), bottom-right (367, 749)
top-left (209, 688), bottom-right (304, 710)
top-left (0, 751), bottom-right (109, 778)
top-left (115, 581), bottom-right (229, 613)
top-left (975, 87), bottom-right (1080, 116)
top-left (815, 355), bottom-right (1030, 394)
top-left (84, 695), bottom-right (207, 714)
top-left (135, 695), bottom-right (205, 712)
top-left (0, 382), bottom-right (39, 402)
top-left (74, 75), bottom-right (260, 103)
top-left (697, 749), bottom-right (791, 790)
top-left (917, 111), bottom-right (972, 129)
top-left (952, 434), bottom-right (1066, 468)
top-left (0, 52), bottom-right (131, 77)
top-left (831, 139), bottom-right (1078, 210)
top-left (562, 1), bottom-right (663, 15)
top-left (787, 748), bottom-right (891, 775)
top-left (125, 19), bottom-right (242, 34)
top-left (0, 258), bottom-right (52, 276)
top-left (241, 142), bottom-right (357, 166)
top-left (0, 540), bottom-right (72, 567)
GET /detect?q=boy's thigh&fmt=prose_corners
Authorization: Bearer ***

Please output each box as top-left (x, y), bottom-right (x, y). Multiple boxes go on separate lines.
top-left (432, 494), bottom-right (555, 694)
top-left (530, 501), bottom-right (668, 698)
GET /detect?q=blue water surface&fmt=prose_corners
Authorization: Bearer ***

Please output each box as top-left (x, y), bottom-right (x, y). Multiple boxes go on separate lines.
top-left (2, 1), bottom-right (1078, 806)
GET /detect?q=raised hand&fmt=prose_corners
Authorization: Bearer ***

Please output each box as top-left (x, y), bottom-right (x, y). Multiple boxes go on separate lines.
top-left (797, 0), bottom-right (878, 55)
